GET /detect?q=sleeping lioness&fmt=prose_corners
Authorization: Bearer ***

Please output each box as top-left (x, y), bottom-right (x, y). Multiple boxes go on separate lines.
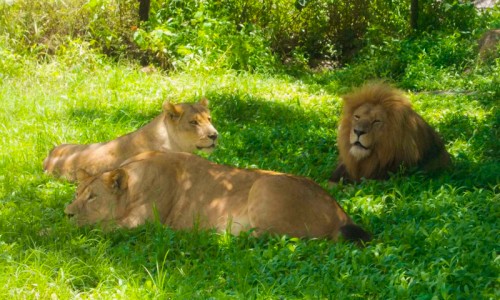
top-left (65, 151), bottom-right (371, 245)
top-left (43, 98), bottom-right (218, 181)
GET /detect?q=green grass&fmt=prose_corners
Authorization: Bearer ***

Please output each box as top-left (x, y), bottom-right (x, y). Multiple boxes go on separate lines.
top-left (1, 47), bottom-right (499, 299)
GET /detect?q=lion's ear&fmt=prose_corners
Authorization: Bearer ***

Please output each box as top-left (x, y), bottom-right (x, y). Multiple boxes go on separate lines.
top-left (76, 169), bottom-right (91, 182)
top-left (103, 169), bottom-right (128, 193)
top-left (162, 101), bottom-right (183, 120)
top-left (199, 97), bottom-right (209, 107)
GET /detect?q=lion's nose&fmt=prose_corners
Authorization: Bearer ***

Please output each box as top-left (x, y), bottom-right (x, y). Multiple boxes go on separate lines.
top-left (208, 133), bottom-right (218, 141)
top-left (353, 129), bottom-right (366, 137)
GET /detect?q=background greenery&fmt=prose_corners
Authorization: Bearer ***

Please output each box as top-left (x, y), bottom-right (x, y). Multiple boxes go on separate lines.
top-left (0, 0), bottom-right (498, 299)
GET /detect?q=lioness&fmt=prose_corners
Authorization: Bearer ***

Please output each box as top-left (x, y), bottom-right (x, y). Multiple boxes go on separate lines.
top-left (66, 151), bottom-right (371, 245)
top-left (43, 99), bottom-right (218, 181)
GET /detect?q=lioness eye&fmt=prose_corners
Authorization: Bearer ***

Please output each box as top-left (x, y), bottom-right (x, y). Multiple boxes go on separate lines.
top-left (190, 120), bottom-right (199, 126)
top-left (354, 115), bottom-right (360, 120)
top-left (373, 119), bottom-right (381, 124)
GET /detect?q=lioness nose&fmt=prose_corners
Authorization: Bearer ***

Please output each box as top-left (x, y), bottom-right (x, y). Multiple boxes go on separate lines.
top-left (208, 133), bottom-right (218, 141)
top-left (64, 205), bottom-right (75, 217)
top-left (354, 129), bottom-right (365, 137)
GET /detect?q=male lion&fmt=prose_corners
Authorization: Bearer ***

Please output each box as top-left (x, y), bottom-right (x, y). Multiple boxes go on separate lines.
top-left (65, 151), bottom-right (371, 245)
top-left (43, 98), bottom-right (218, 181)
top-left (330, 82), bottom-right (451, 183)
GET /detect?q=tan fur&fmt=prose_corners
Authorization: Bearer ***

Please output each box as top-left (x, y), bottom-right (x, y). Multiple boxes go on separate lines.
top-left (43, 99), bottom-right (218, 181)
top-left (65, 151), bottom-right (371, 243)
top-left (330, 82), bottom-right (451, 183)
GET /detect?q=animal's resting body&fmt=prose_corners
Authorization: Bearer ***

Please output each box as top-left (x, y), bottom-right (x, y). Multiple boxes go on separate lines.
top-left (43, 99), bottom-right (218, 181)
top-left (330, 82), bottom-right (451, 183)
top-left (66, 151), bottom-right (371, 244)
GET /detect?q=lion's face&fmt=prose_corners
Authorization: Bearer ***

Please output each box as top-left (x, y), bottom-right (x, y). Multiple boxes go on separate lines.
top-left (163, 98), bottom-right (218, 153)
top-left (348, 103), bottom-right (388, 160)
top-left (331, 82), bottom-right (451, 183)
top-left (65, 170), bottom-right (128, 227)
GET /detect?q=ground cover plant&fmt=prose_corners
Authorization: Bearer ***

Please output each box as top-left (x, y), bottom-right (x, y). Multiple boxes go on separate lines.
top-left (1, 0), bottom-right (499, 299)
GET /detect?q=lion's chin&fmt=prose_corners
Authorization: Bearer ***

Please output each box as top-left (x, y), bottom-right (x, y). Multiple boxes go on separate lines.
top-left (349, 146), bottom-right (371, 160)
top-left (68, 215), bottom-right (89, 227)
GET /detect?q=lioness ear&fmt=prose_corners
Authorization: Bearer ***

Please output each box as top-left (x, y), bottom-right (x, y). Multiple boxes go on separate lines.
top-left (199, 97), bottom-right (209, 107)
top-left (162, 101), bottom-right (183, 120)
top-left (103, 169), bottom-right (128, 192)
top-left (76, 169), bottom-right (92, 181)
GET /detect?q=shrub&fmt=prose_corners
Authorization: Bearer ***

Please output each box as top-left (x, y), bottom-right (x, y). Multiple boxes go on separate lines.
top-left (133, 1), bottom-right (277, 71)
top-left (0, 0), bottom-right (137, 58)
top-left (133, 0), bottom-right (373, 70)
top-left (0, 0), bottom-right (496, 73)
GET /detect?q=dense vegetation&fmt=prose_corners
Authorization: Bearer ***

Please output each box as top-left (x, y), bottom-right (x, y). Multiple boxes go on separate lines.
top-left (0, 0), bottom-right (498, 299)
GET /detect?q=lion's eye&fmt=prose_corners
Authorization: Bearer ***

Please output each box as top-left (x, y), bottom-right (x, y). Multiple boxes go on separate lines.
top-left (207, 117), bottom-right (212, 122)
top-left (354, 115), bottom-right (360, 120)
top-left (87, 193), bottom-right (97, 203)
top-left (372, 119), bottom-right (381, 124)
top-left (190, 120), bottom-right (199, 126)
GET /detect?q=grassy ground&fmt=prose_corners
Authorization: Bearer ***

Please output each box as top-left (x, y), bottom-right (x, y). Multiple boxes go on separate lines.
top-left (0, 48), bottom-right (498, 299)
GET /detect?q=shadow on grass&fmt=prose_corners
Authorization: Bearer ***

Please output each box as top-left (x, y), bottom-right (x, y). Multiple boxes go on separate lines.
top-left (205, 91), bottom-right (339, 180)
top-left (437, 107), bottom-right (499, 188)
top-left (361, 181), bottom-right (498, 294)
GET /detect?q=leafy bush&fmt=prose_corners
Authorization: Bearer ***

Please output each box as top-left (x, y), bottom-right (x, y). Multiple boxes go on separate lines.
top-left (1, 0), bottom-right (496, 73)
top-left (132, 0), bottom-right (374, 70)
top-left (0, 0), bottom-right (137, 58)
top-left (133, 1), bottom-right (277, 71)
top-left (418, 0), bottom-right (478, 32)
top-left (333, 31), bottom-right (481, 90)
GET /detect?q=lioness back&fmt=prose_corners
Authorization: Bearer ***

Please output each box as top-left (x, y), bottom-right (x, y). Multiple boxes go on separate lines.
top-left (43, 99), bottom-right (217, 181)
top-left (65, 151), bottom-right (371, 245)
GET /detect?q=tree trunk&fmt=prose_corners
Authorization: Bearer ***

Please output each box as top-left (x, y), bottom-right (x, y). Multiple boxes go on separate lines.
top-left (410, 0), bottom-right (419, 32)
top-left (139, 0), bottom-right (151, 22)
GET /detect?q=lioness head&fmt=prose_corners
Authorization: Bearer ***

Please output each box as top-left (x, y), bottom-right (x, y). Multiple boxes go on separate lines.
top-left (348, 103), bottom-right (388, 160)
top-left (163, 98), bottom-right (218, 153)
top-left (65, 169), bottom-right (129, 228)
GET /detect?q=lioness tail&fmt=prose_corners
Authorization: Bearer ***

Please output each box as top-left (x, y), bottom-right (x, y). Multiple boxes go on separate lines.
top-left (340, 224), bottom-right (372, 247)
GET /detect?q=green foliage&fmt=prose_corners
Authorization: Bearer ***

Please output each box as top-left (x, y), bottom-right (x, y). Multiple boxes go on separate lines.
top-left (133, 1), bottom-right (277, 71)
top-left (0, 0), bottom-right (137, 58)
top-left (204, 0), bottom-right (371, 61)
top-left (132, 0), bottom-right (496, 70)
top-left (330, 30), bottom-right (491, 91)
top-left (417, 0), bottom-right (478, 32)
top-left (1, 0), bottom-right (498, 72)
